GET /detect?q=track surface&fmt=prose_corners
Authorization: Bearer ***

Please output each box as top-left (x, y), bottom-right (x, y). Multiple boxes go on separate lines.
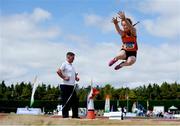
top-left (0, 114), bottom-right (179, 126)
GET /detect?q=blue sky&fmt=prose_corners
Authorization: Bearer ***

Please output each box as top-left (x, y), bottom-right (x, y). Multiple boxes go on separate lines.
top-left (0, 0), bottom-right (180, 87)
top-left (1, 0), bottom-right (160, 43)
top-left (1, 0), bottom-right (173, 45)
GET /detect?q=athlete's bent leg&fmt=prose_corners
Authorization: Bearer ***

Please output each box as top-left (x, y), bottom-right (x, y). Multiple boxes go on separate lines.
top-left (109, 50), bottom-right (126, 66)
top-left (114, 56), bottom-right (136, 70)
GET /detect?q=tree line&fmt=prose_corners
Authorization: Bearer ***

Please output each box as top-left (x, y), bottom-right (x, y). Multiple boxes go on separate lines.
top-left (0, 81), bottom-right (180, 101)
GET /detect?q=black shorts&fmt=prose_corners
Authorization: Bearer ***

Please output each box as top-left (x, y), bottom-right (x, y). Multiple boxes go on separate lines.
top-left (121, 49), bottom-right (137, 60)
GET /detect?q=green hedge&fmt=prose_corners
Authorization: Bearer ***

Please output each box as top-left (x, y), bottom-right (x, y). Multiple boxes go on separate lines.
top-left (0, 100), bottom-right (179, 113)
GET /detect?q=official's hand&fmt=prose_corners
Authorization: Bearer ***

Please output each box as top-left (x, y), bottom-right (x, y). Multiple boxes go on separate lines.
top-left (76, 77), bottom-right (80, 81)
top-left (75, 73), bottom-right (80, 81)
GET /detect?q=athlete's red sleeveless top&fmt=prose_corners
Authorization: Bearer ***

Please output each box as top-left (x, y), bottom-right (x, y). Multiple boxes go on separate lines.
top-left (121, 34), bottom-right (138, 51)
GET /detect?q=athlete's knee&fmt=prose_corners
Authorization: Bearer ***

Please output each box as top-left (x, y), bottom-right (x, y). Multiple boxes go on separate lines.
top-left (127, 61), bottom-right (134, 66)
top-left (116, 54), bottom-right (126, 60)
top-left (129, 61), bottom-right (135, 65)
top-left (115, 55), bottom-right (123, 60)
top-left (127, 57), bottom-right (136, 65)
top-left (116, 50), bottom-right (126, 59)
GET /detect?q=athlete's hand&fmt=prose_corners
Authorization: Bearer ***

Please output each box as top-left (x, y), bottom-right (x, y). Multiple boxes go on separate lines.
top-left (118, 11), bottom-right (126, 20)
top-left (112, 17), bottom-right (119, 24)
top-left (63, 76), bottom-right (70, 81)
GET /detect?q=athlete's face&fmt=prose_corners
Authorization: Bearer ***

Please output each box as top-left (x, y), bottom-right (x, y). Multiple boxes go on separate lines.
top-left (67, 55), bottom-right (75, 63)
top-left (121, 21), bottom-right (129, 32)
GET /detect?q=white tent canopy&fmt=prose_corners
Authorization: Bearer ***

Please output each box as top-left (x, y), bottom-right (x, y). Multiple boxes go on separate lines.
top-left (169, 106), bottom-right (178, 110)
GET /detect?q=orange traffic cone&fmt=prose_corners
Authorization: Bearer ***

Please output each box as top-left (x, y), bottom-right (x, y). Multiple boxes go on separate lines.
top-left (86, 98), bottom-right (95, 119)
top-left (86, 88), bottom-right (99, 119)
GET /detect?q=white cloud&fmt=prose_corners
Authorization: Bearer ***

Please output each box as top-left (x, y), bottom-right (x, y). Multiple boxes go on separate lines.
top-left (138, 0), bottom-right (180, 16)
top-left (30, 8), bottom-right (51, 22)
top-left (84, 14), bottom-right (114, 33)
top-left (0, 63), bottom-right (27, 81)
top-left (84, 12), bottom-right (138, 34)
top-left (0, 8), bottom-right (60, 40)
top-left (138, 0), bottom-right (180, 38)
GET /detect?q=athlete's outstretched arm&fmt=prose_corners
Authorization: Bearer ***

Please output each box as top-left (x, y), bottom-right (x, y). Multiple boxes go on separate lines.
top-left (118, 11), bottom-right (136, 36)
top-left (112, 17), bottom-right (123, 36)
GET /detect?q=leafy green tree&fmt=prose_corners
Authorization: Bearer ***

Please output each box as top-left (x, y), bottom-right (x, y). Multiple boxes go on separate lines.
top-left (135, 85), bottom-right (147, 100)
top-left (151, 83), bottom-right (161, 100)
top-left (128, 90), bottom-right (137, 100)
top-left (160, 82), bottom-right (171, 99)
top-left (78, 87), bottom-right (88, 101)
top-left (0, 81), bottom-right (180, 101)
top-left (21, 83), bottom-right (32, 100)
top-left (147, 84), bottom-right (153, 99)
top-left (0, 81), bottom-right (6, 99)
top-left (14, 83), bottom-right (22, 100)
top-left (35, 84), bottom-right (46, 100)
top-left (103, 84), bottom-right (114, 99)
top-left (45, 85), bottom-right (60, 100)
top-left (170, 82), bottom-right (178, 99)
top-left (112, 88), bottom-right (121, 100)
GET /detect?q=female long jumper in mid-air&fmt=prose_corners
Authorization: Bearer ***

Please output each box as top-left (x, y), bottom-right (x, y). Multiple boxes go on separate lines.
top-left (109, 11), bottom-right (138, 70)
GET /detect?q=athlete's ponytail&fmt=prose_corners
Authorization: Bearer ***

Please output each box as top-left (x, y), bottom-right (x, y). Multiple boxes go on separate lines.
top-left (133, 21), bottom-right (140, 27)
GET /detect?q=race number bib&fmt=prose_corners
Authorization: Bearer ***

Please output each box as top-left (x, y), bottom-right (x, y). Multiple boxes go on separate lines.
top-left (124, 42), bottom-right (135, 49)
